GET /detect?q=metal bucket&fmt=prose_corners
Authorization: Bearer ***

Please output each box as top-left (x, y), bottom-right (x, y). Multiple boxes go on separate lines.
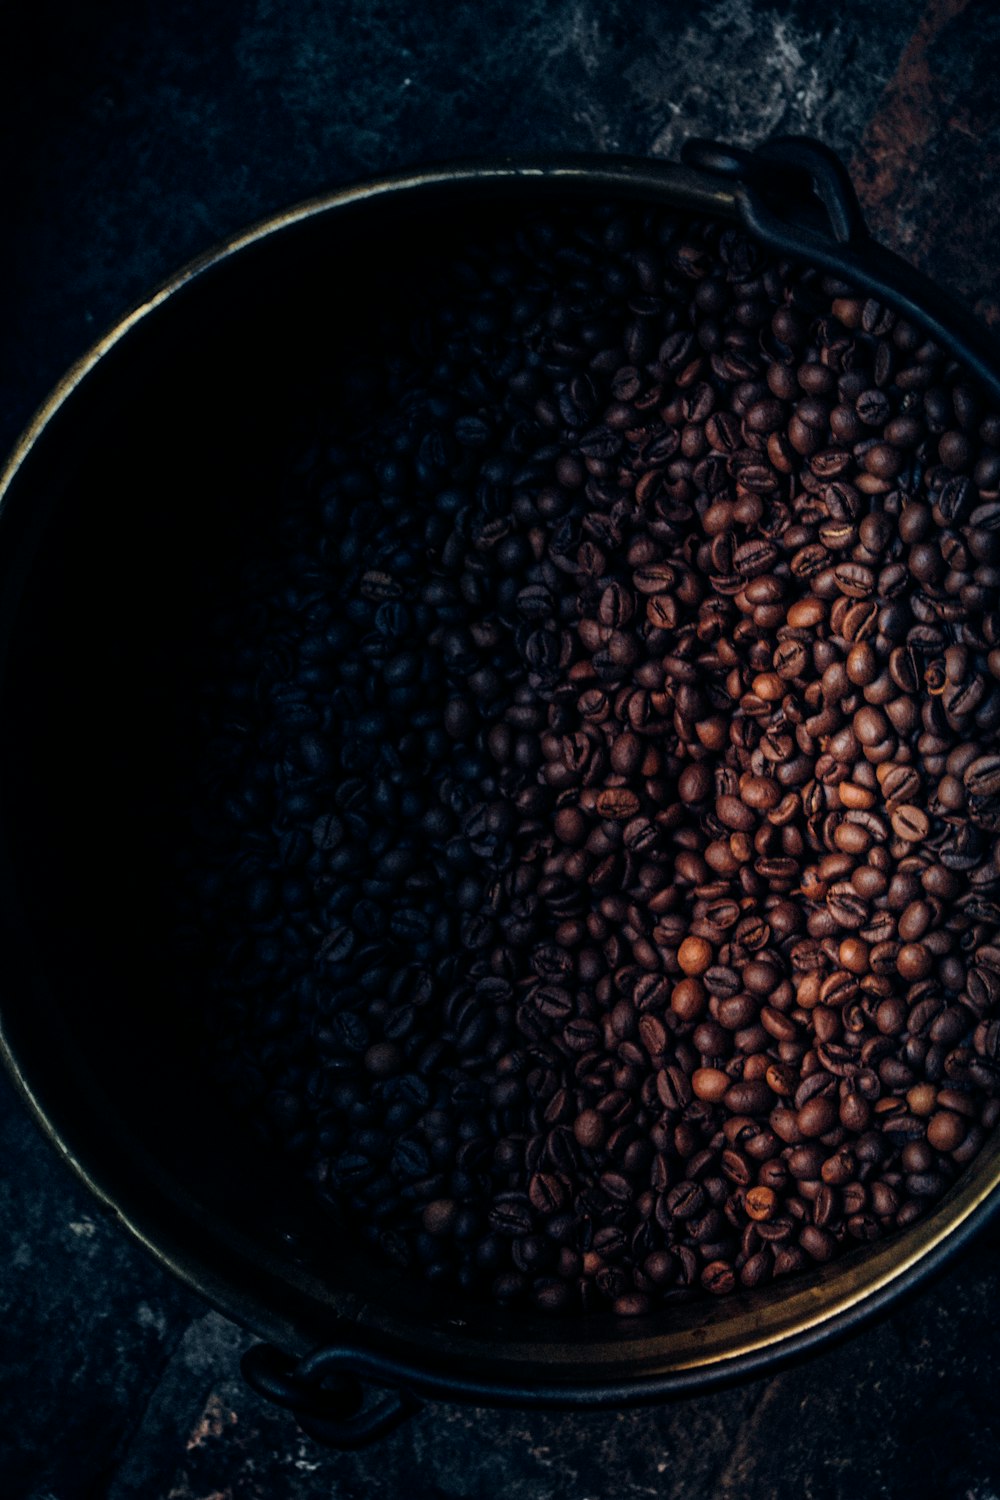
top-left (1, 137), bottom-right (998, 1446)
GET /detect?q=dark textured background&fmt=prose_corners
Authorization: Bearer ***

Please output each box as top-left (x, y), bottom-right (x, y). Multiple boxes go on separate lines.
top-left (3, 2), bottom-right (1000, 1496)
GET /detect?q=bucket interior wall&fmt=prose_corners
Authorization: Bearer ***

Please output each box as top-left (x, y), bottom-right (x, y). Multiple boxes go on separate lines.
top-left (2, 188), bottom-right (739, 1356)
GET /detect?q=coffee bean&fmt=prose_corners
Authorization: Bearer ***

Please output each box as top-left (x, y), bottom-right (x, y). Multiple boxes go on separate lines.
top-left (691, 1067), bottom-right (730, 1103)
top-left (898, 944), bottom-right (934, 981)
top-left (724, 1079), bottom-right (775, 1114)
top-left (573, 1109), bottom-right (606, 1150)
top-left (423, 1199), bottom-right (459, 1236)
top-left (745, 1186), bottom-right (778, 1222)
top-left (638, 1014), bottom-right (668, 1058)
top-left (529, 1172), bottom-right (569, 1215)
top-left (797, 1097), bottom-right (838, 1138)
top-left (596, 788), bottom-right (641, 821)
top-left (799, 1225), bottom-right (836, 1262)
top-left (613, 1291), bottom-right (652, 1316)
top-left (826, 885), bottom-right (869, 930)
top-left (890, 805), bottom-right (930, 842)
top-left (678, 763), bottom-right (712, 804)
top-left (678, 937), bottom-right (713, 976)
top-left (701, 1261), bottom-right (736, 1295)
top-left (926, 1110), bottom-right (966, 1152)
top-left (489, 1196), bottom-right (533, 1237)
top-left (667, 1182), bottom-right (706, 1221)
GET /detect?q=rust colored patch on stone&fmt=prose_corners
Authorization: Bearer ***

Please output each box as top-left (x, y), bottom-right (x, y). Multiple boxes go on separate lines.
top-left (185, 1391), bottom-right (238, 1450)
top-left (852, 0), bottom-right (1000, 329)
top-left (853, 0), bottom-right (972, 232)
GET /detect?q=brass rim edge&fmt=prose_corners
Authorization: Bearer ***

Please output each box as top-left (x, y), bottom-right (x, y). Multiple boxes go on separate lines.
top-left (0, 1024), bottom-right (317, 1356)
top-left (0, 169), bottom-right (443, 508)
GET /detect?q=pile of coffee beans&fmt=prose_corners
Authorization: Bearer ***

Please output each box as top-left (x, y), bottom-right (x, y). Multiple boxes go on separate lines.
top-left (176, 200), bottom-right (1000, 1316)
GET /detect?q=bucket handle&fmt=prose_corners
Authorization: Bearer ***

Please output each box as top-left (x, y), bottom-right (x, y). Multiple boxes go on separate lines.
top-left (241, 1341), bottom-right (421, 1449)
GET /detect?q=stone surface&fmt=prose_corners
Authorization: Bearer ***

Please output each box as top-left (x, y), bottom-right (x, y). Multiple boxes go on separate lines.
top-left (0, 1075), bottom-right (202, 1499)
top-left (0, 0), bottom-right (934, 463)
top-left (3, 1), bottom-right (1000, 1497)
top-left (98, 1247), bottom-right (1000, 1500)
top-left (852, 0), bottom-right (1000, 328)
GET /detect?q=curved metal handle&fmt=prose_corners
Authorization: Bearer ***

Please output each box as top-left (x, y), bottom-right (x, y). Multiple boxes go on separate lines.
top-left (682, 133), bottom-right (869, 253)
top-left (241, 1342), bottom-right (420, 1450)
top-left (753, 135), bottom-right (869, 246)
top-left (680, 133), bottom-right (1000, 407)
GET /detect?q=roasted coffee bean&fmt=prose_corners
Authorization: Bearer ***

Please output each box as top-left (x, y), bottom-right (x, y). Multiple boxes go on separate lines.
top-left (596, 788), bottom-right (641, 821)
top-left (183, 201), bottom-right (1000, 1320)
top-left (701, 1261), bottom-right (736, 1296)
top-left (745, 1186), bottom-right (778, 1222)
top-left (890, 805), bottom-right (930, 842)
top-left (489, 1196), bottom-right (533, 1238)
top-left (667, 1181), bottom-right (706, 1221)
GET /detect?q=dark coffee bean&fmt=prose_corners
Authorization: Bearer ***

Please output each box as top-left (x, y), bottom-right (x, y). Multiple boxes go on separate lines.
top-left (666, 1182), bottom-right (706, 1221)
top-left (312, 812), bottom-right (345, 850)
top-left (799, 1225), bottom-right (835, 1262)
top-left (739, 1250), bottom-right (772, 1288)
top-left (826, 885), bottom-right (869, 930)
top-left (797, 1096), bottom-right (838, 1138)
top-left (679, 763), bottom-right (712, 803)
top-left (529, 1172), bottom-right (569, 1215)
top-left (488, 1196), bottom-right (533, 1237)
top-left (835, 563), bottom-right (876, 599)
top-left (704, 965), bottom-right (741, 998)
top-left (856, 389), bottom-right (890, 427)
top-left (638, 1014), bottom-right (668, 1058)
top-left (422, 1198), bottom-right (459, 1236)
top-left (724, 1079), bottom-right (775, 1114)
top-left (573, 1109), bottom-right (606, 1150)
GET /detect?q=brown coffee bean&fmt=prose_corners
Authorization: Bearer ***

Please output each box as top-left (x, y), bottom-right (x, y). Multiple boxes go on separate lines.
top-left (596, 788), bottom-right (641, 821)
top-left (890, 804), bottom-right (930, 842)
top-left (638, 1014), bottom-right (668, 1058)
top-left (854, 705), bottom-right (890, 745)
top-left (678, 937), bottom-right (714, 976)
top-left (838, 938), bottom-right (870, 974)
top-left (926, 1110), bottom-right (966, 1151)
top-left (797, 1096), bottom-right (838, 1138)
top-left (610, 732), bottom-right (644, 776)
top-left (897, 943), bottom-right (933, 981)
top-left (765, 1061), bottom-right (796, 1096)
top-left (724, 1079), bottom-right (775, 1114)
top-left (716, 794), bottom-right (757, 832)
top-left (678, 762), bottom-right (712, 803)
top-left (898, 900), bottom-right (932, 942)
top-left (846, 643), bottom-right (879, 686)
top-left (692, 1067), bottom-right (730, 1103)
top-left (745, 1186), bottom-right (778, 1221)
top-left (864, 443), bottom-right (903, 479)
top-left (671, 977), bottom-right (706, 1022)
top-left (423, 1199), bottom-right (459, 1236)
top-left (554, 806), bottom-right (588, 845)
top-left (573, 1110), bottom-right (607, 1150)
top-left (799, 1225), bottom-right (836, 1262)
top-left (701, 1261), bottom-right (737, 1295)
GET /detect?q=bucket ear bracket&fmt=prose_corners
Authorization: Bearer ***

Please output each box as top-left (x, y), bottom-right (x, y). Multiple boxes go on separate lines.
top-left (681, 134), bottom-right (870, 257)
top-left (241, 1341), bottom-right (420, 1450)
